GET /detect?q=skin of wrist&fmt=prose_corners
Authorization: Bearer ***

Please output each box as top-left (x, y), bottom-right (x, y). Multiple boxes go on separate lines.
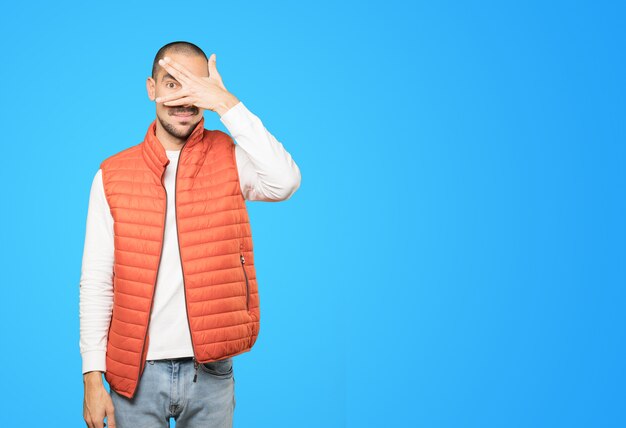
top-left (216, 93), bottom-right (240, 117)
top-left (83, 371), bottom-right (104, 384)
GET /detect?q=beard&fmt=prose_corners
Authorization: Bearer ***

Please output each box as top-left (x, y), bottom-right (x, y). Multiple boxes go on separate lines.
top-left (157, 113), bottom-right (198, 140)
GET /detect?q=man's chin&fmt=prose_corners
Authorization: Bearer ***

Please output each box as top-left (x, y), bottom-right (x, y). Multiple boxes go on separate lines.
top-left (161, 119), bottom-right (197, 139)
top-left (171, 119), bottom-right (195, 128)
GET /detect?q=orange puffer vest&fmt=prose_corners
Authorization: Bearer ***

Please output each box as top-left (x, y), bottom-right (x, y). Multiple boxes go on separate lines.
top-left (100, 117), bottom-right (260, 399)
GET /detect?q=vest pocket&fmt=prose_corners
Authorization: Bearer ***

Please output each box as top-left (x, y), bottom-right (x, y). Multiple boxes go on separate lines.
top-left (240, 252), bottom-right (250, 312)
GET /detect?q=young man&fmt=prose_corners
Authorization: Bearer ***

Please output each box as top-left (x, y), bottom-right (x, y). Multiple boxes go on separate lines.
top-left (79, 41), bottom-right (301, 428)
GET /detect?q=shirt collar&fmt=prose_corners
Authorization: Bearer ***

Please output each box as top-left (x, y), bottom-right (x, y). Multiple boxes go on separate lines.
top-left (141, 116), bottom-right (206, 177)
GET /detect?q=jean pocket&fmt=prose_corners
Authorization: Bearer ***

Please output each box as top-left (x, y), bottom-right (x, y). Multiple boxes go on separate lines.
top-left (199, 358), bottom-right (233, 379)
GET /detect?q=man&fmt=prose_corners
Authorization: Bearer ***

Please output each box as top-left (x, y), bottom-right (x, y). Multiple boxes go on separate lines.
top-left (79, 41), bottom-right (301, 428)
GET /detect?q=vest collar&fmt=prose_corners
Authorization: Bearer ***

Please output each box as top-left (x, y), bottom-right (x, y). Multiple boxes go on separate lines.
top-left (141, 116), bottom-right (206, 177)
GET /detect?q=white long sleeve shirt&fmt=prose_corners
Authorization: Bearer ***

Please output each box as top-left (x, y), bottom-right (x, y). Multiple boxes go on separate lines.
top-left (79, 101), bottom-right (301, 374)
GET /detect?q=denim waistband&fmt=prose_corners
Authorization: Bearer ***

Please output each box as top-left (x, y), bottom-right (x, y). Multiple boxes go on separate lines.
top-left (149, 356), bottom-right (194, 363)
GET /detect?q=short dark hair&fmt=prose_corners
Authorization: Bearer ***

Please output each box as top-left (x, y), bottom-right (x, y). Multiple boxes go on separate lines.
top-left (151, 41), bottom-right (208, 81)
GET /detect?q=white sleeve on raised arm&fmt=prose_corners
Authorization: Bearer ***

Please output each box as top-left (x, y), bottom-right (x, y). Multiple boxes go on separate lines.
top-left (221, 101), bottom-right (301, 202)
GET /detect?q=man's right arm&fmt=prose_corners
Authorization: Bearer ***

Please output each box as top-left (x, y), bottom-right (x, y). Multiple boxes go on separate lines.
top-left (79, 169), bottom-right (115, 382)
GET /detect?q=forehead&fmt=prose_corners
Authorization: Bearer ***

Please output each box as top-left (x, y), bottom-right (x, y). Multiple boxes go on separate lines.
top-left (159, 54), bottom-right (208, 81)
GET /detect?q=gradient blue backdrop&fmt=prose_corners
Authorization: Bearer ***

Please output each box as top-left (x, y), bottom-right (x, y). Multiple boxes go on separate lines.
top-left (0, 1), bottom-right (624, 426)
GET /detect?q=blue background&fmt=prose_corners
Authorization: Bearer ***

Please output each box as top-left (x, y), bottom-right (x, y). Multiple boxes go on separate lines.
top-left (0, 0), bottom-right (624, 426)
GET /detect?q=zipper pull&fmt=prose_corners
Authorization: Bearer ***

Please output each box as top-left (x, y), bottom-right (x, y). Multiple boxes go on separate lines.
top-left (193, 358), bottom-right (199, 382)
top-left (240, 254), bottom-right (245, 264)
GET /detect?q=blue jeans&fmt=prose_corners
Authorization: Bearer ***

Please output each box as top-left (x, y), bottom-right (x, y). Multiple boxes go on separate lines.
top-left (109, 357), bottom-right (235, 427)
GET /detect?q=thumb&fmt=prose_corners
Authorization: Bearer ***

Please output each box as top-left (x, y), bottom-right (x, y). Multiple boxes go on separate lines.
top-left (208, 53), bottom-right (221, 80)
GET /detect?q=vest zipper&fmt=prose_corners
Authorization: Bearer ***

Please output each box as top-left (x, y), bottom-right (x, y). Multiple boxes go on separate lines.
top-left (173, 145), bottom-right (201, 382)
top-left (240, 244), bottom-right (250, 312)
top-left (135, 167), bottom-right (168, 398)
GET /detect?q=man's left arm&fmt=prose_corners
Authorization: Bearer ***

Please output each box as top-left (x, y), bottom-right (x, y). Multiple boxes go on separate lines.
top-left (153, 54), bottom-right (301, 200)
top-left (220, 101), bottom-right (302, 202)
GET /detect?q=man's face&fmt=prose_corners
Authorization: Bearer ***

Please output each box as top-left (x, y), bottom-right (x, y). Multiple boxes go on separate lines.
top-left (147, 52), bottom-right (208, 139)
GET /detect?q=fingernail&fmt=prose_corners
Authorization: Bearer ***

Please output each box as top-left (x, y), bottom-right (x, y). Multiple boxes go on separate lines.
top-left (164, 56), bottom-right (171, 62)
top-left (159, 59), bottom-right (164, 65)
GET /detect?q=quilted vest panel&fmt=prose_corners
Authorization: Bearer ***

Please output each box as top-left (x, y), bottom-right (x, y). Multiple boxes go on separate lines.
top-left (100, 117), bottom-right (260, 399)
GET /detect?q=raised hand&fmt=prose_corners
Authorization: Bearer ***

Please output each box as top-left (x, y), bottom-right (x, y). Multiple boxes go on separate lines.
top-left (155, 54), bottom-right (240, 117)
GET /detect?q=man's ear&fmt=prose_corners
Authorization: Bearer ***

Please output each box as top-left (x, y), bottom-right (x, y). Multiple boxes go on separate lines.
top-left (146, 77), bottom-right (156, 101)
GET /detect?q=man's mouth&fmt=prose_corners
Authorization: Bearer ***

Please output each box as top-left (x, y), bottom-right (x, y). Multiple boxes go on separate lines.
top-left (171, 109), bottom-right (197, 118)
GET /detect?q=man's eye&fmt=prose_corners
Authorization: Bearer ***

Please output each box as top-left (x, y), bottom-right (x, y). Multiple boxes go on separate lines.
top-left (166, 82), bottom-right (177, 89)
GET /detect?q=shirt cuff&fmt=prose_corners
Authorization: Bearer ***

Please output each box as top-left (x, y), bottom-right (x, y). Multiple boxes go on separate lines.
top-left (219, 101), bottom-right (255, 131)
top-left (82, 350), bottom-right (107, 374)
